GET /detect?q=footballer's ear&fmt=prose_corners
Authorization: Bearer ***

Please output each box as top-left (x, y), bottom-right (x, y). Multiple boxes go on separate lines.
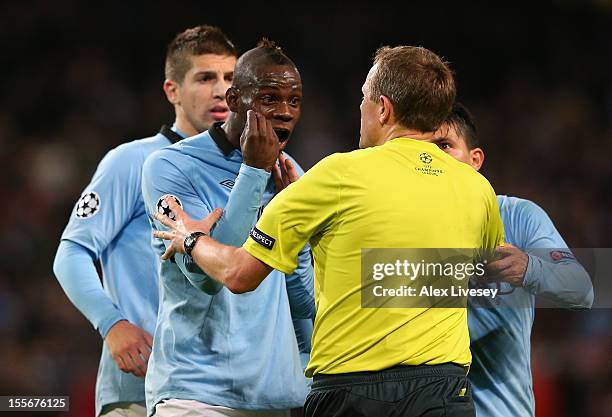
top-left (226, 87), bottom-right (240, 112)
top-left (470, 147), bottom-right (485, 171)
top-left (163, 79), bottom-right (179, 105)
top-left (379, 95), bottom-right (392, 125)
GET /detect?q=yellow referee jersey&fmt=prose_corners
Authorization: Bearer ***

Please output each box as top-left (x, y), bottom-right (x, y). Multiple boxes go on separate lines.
top-left (243, 137), bottom-right (504, 377)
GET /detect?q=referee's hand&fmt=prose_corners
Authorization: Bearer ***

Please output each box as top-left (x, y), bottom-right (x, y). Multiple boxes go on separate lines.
top-left (154, 196), bottom-right (223, 260)
top-left (104, 320), bottom-right (153, 378)
top-left (240, 109), bottom-right (280, 172)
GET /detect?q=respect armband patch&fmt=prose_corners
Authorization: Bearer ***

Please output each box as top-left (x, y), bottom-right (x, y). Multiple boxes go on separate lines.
top-left (250, 227), bottom-right (276, 250)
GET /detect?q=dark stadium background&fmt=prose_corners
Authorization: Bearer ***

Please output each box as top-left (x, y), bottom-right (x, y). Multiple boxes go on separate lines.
top-left (1, 1), bottom-right (611, 416)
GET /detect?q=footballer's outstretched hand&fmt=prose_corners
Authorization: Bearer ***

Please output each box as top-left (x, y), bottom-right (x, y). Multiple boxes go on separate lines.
top-left (272, 153), bottom-right (300, 193)
top-left (484, 244), bottom-right (529, 287)
top-left (153, 196), bottom-right (223, 260)
top-left (105, 320), bottom-right (153, 378)
top-left (240, 109), bottom-right (280, 172)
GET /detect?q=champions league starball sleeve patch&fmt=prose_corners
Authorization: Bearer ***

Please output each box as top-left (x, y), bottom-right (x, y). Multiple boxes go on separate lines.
top-left (74, 191), bottom-right (101, 219)
top-left (156, 194), bottom-right (183, 221)
top-left (549, 250), bottom-right (576, 262)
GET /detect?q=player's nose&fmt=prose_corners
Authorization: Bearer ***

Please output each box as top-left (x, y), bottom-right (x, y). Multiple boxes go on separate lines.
top-left (273, 103), bottom-right (293, 122)
top-left (212, 80), bottom-right (230, 99)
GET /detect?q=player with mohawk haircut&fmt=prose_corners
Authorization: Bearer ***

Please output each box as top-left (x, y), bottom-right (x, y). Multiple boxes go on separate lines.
top-left (256, 38), bottom-right (286, 58)
top-left (142, 39), bottom-right (313, 417)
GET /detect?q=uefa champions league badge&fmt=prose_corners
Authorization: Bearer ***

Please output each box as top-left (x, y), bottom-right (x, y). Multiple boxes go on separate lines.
top-left (75, 191), bottom-right (101, 219)
top-left (156, 194), bottom-right (183, 221)
top-left (549, 250), bottom-right (576, 262)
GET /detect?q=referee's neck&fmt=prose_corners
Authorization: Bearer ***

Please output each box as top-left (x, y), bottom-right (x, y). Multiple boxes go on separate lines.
top-left (382, 125), bottom-right (436, 144)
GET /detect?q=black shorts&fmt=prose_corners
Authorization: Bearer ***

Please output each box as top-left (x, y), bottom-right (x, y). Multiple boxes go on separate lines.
top-left (304, 363), bottom-right (474, 417)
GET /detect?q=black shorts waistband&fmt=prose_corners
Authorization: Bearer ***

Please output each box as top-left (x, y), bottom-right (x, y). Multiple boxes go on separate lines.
top-left (312, 363), bottom-right (466, 390)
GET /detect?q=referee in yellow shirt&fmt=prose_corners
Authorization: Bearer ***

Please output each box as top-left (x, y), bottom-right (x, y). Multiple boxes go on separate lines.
top-left (154, 46), bottom-right (504, 417)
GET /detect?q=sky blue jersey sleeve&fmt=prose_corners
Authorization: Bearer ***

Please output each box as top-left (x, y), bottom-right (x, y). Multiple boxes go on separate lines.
top-left (280, 155), bottom-right (315, 319)
top-left (54, 144), bottom-right (142, 337)
top-left (214, 164), bottom-right (272, 246)
top-left (53, 241), bottom-right (125, 337)
top-left (285, 245), bottom-right (315, 319)
top-left (292, 316), bottom-right (313, 372)
top-left (142, 152), bottom-right (270, 294)
top-left (515, 199), bottom-right (593, 308)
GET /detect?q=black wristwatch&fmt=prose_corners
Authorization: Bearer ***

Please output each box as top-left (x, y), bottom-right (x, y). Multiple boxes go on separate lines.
top-left (184, 231), bottom-right (207, 257)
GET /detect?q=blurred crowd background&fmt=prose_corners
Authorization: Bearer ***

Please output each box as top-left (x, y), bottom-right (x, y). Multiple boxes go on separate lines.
top-left (1, 1), bottom-right (611, 416)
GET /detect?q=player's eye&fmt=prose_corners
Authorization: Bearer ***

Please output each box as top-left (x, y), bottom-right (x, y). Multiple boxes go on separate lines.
top-left (198, 74), bottom-right (216, 83)
top-left (261, 95), bottom-right (276, 104)
top-left (289, 96), bottom-right (301, 107)
top-left (437, 142), bottom-right (451, 150)
top-left (225, 73), bottom-right (234, 82)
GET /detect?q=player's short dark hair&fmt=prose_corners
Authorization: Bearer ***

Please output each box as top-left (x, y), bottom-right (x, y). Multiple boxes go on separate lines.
top-left (165, 25), bottom-right (237, 83)
top-left (369, 46), bottom-right (455, 132)
top-left (445, 102), bottom-right (479, 149)
top-left (232, 38), bottom-right (297, 89)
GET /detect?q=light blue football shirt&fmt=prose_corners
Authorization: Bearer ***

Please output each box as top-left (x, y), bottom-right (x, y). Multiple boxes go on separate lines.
top-left (141, 123), bottom-right (313, 416)
top-left (468, 195), bottom-right (593, 417)
top-left (54, 126), bottom-right (183, 416)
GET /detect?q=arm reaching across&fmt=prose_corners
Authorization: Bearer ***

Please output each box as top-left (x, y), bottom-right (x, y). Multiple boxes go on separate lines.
top-left (153, 196), bottom-right (271, 293)
top-left (485, 199), bottom-right (593, 308)
top-left (142, 110), bottom-right (283, 293)
top-left (154, 153), bottom-right (343, 293)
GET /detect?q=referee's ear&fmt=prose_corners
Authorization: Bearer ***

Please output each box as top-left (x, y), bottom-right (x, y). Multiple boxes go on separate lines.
top-left (379, 95), bottom-right (393, 126)
top-left (226, 87), bottom-right (240, 112)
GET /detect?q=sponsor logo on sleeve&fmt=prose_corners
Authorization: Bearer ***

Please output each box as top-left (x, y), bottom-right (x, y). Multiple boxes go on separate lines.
top-left (549, 250), bottom-right (576, 262)
top-left (75, 191), bottom-right (101, 219)
top-left (250, 227), bottom-right (276, 250)
top-left (156, 194), bottom-right (182, 221)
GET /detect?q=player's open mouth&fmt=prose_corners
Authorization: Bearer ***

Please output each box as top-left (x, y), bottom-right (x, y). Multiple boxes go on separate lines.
top-left (209, 105), bottom-right (229, 121)
top-left (273, 128), bottom-right (290, 142)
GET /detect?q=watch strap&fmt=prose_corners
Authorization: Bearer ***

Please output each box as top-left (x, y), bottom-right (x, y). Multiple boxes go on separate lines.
top-left (185, 231), bottom-right (207, 257)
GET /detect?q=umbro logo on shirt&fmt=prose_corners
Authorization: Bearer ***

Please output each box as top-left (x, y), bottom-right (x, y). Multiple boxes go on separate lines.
top-left (250, 227), bottom-right (275, 250)
top-left (220, 179), bottom-right (235, 189)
